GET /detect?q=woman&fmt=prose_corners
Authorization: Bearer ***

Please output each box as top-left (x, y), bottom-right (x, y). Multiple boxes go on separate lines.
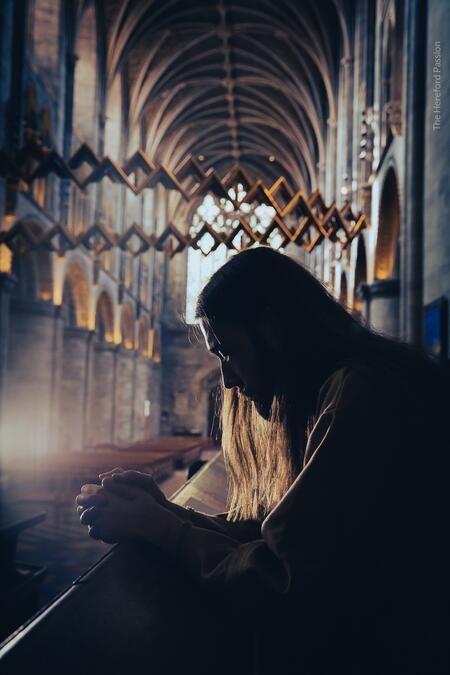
top-left (77, 247), bottom-right (449, 674)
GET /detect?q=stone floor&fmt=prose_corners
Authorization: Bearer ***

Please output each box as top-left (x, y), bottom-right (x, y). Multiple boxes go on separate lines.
top-left (14, 448), bottom-right (219, 612)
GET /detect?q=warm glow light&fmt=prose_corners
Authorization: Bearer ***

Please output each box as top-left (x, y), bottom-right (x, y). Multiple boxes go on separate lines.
top-left (268, 155), bottom-right (276, 162)
top-left (198, 154), bottom-right (205, 161)
top-left (114, 307), bottom-right (122, 344)
top-left (53, 256), bottom-right (65, 305)
top-left (88, 295), bottom-right (96, 330)
top-left (149, 329), bottom-right (161, 363)
top-left (0, 244), bottom-right (12, 273)
top-left (2, 214), bottom-right (16, 226)
top-left (39, 290), bottom-right (52, 302)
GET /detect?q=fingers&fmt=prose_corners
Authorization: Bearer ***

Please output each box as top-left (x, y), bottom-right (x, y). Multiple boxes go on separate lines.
top-left (80, 483), bottom-right (102, 495)
top-left (80, 506), bottom-right (101, 526)
top-left (76, 491), bottom-right (107, 508)
top-left (98, 467), bottom-right (124, 479)
top-left (101, 477), bottom-right (136, 500)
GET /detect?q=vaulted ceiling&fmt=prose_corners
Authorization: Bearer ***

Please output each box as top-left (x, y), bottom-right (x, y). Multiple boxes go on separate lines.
top-left (103, 0), bottom-right (353, 193)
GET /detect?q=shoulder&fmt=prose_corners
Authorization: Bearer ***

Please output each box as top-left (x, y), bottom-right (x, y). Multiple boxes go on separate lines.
top-left (315, 361), bottom-right (383, 418)
top-left (303, 362), bottom-right (390, 469)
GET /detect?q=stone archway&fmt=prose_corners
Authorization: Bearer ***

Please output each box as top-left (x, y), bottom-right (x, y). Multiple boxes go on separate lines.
top-left (11, 223), bottom-right (53, 303)
top-left (137, 317), bottom-right (150, 357)
top-left (62, 262), bottom-right (89, 328)
top-left (370, 167), bottom-right (401, 337)
top-left (375, 167), bottom-right (401, 281)
top-left (121, 304), bottom-right (135, 350)
top-left (4, 233), bottom-right (58, 477)
top-left (95, 290), bottom-right (114, 342)
top-left (353, 235), bottom-right (368, 319)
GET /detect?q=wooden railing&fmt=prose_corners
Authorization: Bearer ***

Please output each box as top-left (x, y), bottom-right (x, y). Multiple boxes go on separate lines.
top-left (0, 452), bottom-right (254, 675)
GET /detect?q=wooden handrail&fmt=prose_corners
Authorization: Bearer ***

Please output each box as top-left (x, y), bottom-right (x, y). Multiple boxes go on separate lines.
top-left (0, 452), bottom-right (254, 675)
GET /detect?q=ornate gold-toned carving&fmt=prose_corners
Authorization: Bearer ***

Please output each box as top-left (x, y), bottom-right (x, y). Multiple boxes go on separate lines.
top-left (0, 140), bottom-right (369, 258)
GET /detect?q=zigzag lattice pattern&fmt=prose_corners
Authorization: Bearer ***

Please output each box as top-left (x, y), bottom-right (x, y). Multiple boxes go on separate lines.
top-left (0, 141), bottom-right (368, 258)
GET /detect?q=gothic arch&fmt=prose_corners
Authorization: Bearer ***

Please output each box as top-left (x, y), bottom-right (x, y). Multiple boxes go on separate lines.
top-left (339, 271), bottom-right (348, 307)
top-left (375, 167), bottom-right (401, 280)
top-left (63, 262), bottom-right (90, 328)
top-left (137, 316), bottom-right (149, 356)
top-left (354, 235), bottom-right (367, 311)
top-left (104, 0), bottom-right (348, 192)
top-left (11, 222), bottom-right (53, 302)
top-left (95, 290), bottom-right (114, 342)
top-left (121, 304), bottom-right (135, 349)
top-left (149, 328), bottom-right (161, 363)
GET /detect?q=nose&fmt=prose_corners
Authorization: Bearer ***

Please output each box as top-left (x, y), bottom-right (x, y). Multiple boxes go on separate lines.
top-left (220, 361), bottom-right (242, 390)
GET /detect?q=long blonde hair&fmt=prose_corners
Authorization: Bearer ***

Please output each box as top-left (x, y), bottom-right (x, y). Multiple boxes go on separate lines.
top-left (220, 387), bottom-right (303, 521)
top-left (196, 247), bottom-right (447, 522)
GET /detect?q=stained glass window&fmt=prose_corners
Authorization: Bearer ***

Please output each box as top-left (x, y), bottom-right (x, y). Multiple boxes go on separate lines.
top-left (185, 184), bottom-right (276, 323)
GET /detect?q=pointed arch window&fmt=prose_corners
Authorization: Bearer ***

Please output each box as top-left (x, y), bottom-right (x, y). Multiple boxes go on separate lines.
top-left (185, 184), bottom-right (276, 323)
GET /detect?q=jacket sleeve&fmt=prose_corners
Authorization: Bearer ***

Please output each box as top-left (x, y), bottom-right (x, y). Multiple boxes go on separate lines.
top-left (159, 369), bottom-right (385, 632)
top-left (166, 501), bottom-right (262, 543)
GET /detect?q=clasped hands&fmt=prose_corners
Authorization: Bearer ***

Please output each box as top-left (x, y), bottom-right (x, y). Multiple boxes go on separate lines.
top-left (76, 467), bottom-right (181, 547)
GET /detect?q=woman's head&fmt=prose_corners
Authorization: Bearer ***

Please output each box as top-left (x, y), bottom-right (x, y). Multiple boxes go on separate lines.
top-left (195, 246), bottom-right (446, 520)
top-left (196, 246), bottom-right (365, 409)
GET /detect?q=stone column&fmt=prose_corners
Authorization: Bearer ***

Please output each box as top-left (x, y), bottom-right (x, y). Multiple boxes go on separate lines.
top-left (0, 273), bottom-right (15, 492)
top-left (87, 341), bottom-right (117, 447)
top-left (148, 361), bottom-right (162, 439)
top-left (342, 56), bottom-right (355, 202)
top-left (114, 347), bottom-right (135, 446)
top-left (4, 300), bottom-right (64, 466)
top-left (361, 279), bottom-right (400, 338)
top-left (59, 327), bottom-right (93, 453)
top-left (132, 354), bottom-right (150, 441)
top-left (401, 0), bottom-right (427, 344)
top-left (326, 118), bottom-right (338, 203)
top-left (0, 273), bottom-right (15, 428)
top-left (4, 0), bottom-right (28, 214)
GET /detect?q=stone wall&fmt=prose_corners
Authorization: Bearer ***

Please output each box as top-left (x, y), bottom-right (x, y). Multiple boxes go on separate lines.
top-left (0, 0), bottom-right (449, 461)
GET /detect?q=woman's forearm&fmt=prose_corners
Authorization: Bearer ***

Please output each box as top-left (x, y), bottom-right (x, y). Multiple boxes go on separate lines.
top-left (165, 500), bottom-right (261, 543)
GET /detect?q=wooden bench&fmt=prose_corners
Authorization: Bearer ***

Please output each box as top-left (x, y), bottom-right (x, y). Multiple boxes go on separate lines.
top-left (0, 452), bottom-right (254, 674)
top-left (6, 436), bottom-right (211, 503)
top-left (101, 435), bottom-right (212, 469)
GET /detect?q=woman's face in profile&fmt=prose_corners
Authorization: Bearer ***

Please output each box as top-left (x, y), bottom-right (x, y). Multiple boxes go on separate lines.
top-left (200, 318), bottom-right (279, 411)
